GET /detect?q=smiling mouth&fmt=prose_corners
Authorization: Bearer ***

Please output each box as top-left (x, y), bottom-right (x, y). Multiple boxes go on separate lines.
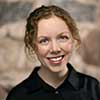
top-left (47, 55), bottom-right (64, 64)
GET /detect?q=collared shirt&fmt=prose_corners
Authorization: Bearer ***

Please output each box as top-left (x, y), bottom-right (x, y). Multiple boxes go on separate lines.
top-left (6, 63), bottom-right (100, 100)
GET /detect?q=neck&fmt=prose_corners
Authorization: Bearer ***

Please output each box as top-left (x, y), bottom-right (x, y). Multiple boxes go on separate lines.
top-left (38, 66), bottom-right (68, 88)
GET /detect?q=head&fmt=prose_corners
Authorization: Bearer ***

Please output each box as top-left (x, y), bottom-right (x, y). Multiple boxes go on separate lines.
top-left (24, 5), bottom-right (81, 72)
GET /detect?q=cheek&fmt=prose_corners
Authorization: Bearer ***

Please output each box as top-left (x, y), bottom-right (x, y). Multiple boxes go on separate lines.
top-left (68, 44), bottom-right (73, 50)
top-left (36, 46), bottom-right (49, 57)
top-left (63, 42), bottom-right (74, 52)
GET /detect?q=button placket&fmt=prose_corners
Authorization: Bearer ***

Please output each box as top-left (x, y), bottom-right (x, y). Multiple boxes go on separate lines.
top-left (55, 91), bottom-right (59, 94)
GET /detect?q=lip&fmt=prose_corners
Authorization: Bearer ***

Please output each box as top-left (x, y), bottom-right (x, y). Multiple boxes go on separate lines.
top-left (47, 55), bottom-right (64, 64)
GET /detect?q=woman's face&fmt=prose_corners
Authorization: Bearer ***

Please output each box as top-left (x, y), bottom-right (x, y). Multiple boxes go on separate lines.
top-left (35, 16), bottom-right (75, 73)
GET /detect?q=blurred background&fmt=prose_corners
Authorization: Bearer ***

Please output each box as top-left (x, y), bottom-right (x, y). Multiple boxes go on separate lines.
top-left (0, 0), bottom-right (100, 99)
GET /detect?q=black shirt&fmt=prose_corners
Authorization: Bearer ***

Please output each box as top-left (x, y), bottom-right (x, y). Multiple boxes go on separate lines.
top-left (6, 63), bottom-right (100, 100)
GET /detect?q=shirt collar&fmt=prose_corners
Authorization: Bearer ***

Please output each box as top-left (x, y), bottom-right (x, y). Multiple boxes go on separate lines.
top-left (25, 67), bottom-right (42, 93)
top-left (27, 63), bottom-right (80, 93)
top-left (67, 63), bottom-right (80, 90)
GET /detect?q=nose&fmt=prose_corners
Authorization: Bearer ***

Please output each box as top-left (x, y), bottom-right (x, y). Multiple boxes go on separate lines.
top-left (50, 40), bottom-right (61, 54)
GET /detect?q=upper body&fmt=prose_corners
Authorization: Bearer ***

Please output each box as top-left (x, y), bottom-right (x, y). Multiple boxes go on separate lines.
top-left (6, 63), bottom-right (100, 100)
top-left (6, 5), bottom-right (100, 100)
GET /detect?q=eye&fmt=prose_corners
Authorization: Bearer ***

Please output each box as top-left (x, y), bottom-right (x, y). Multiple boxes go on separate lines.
top-left (58, 35), bottom-right (69, 42)
top-left (39, 38), bottom-right (49, 45)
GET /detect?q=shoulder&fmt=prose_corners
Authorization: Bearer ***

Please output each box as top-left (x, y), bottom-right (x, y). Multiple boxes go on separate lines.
top-left (77, 71), bottom-right (100, 86)
top-left (68, 63), bottom-right (100, 91)
top-left (6, 67), bottom-right (40, 100)
top-left (68, 63), bottom-right (100, 88)
top-left (77, 71), bottom-right (100, 99)
top-left (68, 62), bottom-right (100, 99)
top-left (6, 78), bottom-right (30, 100)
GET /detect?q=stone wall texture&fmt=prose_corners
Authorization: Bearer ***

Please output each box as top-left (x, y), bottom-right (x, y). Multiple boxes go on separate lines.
top-left (0, 0), bottom-right (100, 99)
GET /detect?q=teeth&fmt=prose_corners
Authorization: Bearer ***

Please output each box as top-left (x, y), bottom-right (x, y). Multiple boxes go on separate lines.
top-left (49, 56), bottom-right (62, 61)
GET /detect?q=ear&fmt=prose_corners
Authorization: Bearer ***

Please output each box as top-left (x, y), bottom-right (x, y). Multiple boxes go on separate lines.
top-left (34, 46), bottom-right (38, 55)
top-left (73, 39), bottom-right (80, 50)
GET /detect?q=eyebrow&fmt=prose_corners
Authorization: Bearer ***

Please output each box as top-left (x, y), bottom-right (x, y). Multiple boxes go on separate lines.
top-left (58, 31), bottom-right (71, 36)
top-left (37, 36), bottom-right (49, 41)
top-left (37, 31), bottom-right (71, 39)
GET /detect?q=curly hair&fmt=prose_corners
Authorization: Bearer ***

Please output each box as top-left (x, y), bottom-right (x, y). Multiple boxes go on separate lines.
top-left (24, 5), bottom-right (81, 57)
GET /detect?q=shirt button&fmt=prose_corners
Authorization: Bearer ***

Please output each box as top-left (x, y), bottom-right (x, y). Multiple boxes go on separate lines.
top-left (55, 91), bottom-right (59, 94)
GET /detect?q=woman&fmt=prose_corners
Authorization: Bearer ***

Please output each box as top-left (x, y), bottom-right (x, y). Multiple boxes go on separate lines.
top-left (6, 5), bottom-right (100, 100)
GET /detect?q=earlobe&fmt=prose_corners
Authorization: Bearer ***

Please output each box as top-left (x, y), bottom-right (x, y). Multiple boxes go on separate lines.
top-left (74, 39), bottom-right (80, 50)
top-left (74, 39), bottom-right (78, 47)
top-left (72, 39), bottom-right (79, 50)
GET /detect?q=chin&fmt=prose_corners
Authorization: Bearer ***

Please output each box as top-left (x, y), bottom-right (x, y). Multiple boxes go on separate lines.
top-left (47, 61), bottom-right (67, 73)
top-left (48, 66), bottom-right (63, 73)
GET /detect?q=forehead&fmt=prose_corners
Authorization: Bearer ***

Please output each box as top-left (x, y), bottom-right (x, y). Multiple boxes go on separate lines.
top-left (38, 16), bottom-right (67, 27)
top-left (37, 16), bottom-right (71, 37)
